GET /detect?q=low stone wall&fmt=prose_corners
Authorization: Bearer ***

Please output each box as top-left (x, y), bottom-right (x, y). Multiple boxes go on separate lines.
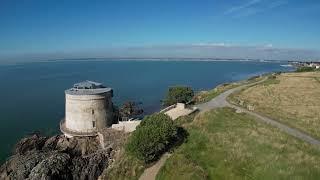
top-left (111, 121), bottom-right (141, 133)
top-left (160, 104), bottom-right (176, 113)
top-left (163, 103), bottom-right (198, 120)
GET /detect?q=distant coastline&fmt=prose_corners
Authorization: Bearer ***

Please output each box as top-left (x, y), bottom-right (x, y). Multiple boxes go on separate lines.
top-left (0, 57), bottom-right (291, 66)
top-left (43, 57), bottom-right (287, 63)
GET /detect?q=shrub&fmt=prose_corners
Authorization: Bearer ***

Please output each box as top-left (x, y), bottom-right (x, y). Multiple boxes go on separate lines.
top-left (163, 86), bottom-right (194, 106)
top-left (296, 66), bottom-right (315, 72)
top-left (125, 113), bottom-right (178, 163)
top-left (247, 75), bottom-right (260, 81)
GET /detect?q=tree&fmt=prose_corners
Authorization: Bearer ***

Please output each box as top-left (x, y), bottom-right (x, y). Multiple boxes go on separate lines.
top-left (125, 113), bottom-right (178, 163)
top-left (163, 86), bottom-right (194, 106)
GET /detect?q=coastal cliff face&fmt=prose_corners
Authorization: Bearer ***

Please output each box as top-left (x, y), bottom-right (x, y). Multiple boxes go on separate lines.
top-left (0, 131), bottom-right (127, 180)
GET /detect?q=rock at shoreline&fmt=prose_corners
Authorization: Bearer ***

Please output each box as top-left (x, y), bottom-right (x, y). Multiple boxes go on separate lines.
top-left (0, 130), bottom-right (127, 180)
top-left (28, 153), bottom-right (71, 180)
top-left (14, 134), bottom-right (48, 155)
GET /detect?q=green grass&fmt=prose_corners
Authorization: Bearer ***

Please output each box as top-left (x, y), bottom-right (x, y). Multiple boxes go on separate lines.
top-left (156, 108), bottom-right (320, 180)
top-left (193, 82), bottom-right (240, 104)
top-left (227, 75), bottom-right (280, 106)
top-left (174, 112), bottom-right (198, 126)
top-left (259, 75), bottom-right (280, 86)
top-left (315, 77), bottom-right (320, 83)
top-left (228, 72), bottom-right (320, 140)
top-left (296, 66), bottom-right (316, 72)
top-left (103, 151), bottom-right (145, 180)
top-left (103, 113), bottom-right (194, 180)
top-left (194, 75), bottom-right (265, 104)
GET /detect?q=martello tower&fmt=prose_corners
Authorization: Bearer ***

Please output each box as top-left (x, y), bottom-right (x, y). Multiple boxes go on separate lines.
top-left (60, 80), bottom-right (114, 138)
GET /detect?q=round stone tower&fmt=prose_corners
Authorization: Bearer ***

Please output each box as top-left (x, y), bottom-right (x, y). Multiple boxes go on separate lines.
top-left (60, 80), bottom-right (114, 138)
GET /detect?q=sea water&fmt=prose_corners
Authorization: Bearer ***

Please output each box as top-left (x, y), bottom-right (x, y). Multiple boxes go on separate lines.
top-left (0, 59), bottom-right (293, 162)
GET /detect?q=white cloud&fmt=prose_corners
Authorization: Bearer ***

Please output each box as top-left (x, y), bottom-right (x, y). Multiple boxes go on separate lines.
top-left (225, 0), bottom-right (288, 18)
top-left (2, 43), bottom-right (320, 63)
top-left (224, 0), bottom-right (262, 15)
top-left (265, 44), bottom-right (273, 48)
top-left (191, 43), bottom-right (231, 47)
top-left (268, 0), bottom-right (288, 9)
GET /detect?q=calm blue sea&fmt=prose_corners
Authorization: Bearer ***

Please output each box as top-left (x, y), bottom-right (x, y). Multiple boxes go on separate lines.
top-left (0, 60), bottom-right (293, 162)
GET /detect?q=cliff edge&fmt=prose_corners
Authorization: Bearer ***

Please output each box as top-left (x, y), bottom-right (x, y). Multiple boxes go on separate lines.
top-left (0, 129), bottom-right (127, 180)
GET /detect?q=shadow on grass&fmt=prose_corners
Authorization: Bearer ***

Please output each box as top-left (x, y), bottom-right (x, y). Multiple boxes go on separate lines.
top-left (171, 127), bottom-right (189, 151)
top-left (151, 126), bottom-right (189, 164)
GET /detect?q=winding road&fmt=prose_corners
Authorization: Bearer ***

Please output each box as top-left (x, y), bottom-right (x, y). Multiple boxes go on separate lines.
top-left (195, 78), bottom-right (320, 147)
top-left (140, 78), bottom-right (320, 180)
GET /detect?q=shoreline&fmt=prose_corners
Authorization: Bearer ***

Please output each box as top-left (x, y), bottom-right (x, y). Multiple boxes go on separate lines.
top-left (0, 61), bottom-right (294, 164)
top-left (0, 58), bottom-right (288, 66)
top-left (0, 69), bottom-right (293, 164)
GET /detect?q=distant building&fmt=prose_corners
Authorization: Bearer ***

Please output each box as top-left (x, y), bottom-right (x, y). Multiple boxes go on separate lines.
top-left (290, 61), bottom-right (320, 69)
top-left (60, 80), bottom-right (114, 138)
top-left (309, 62), bottom-right (320, 69)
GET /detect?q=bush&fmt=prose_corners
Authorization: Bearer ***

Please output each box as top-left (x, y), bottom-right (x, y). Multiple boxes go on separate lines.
top-left (163, 86), bottom-right (194, 106)
top-left (125, 113), bottom-right (178, 163)
top-left (296, 66), bottom-right (315, 72)
top-left (247, 75), bottom-right (260, 81)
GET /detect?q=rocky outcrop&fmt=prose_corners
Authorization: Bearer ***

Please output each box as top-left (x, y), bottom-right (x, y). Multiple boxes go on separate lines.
top-left (14, 134), bottom-right (48, 155)
top-left (28, 153), bottom-right (71, 180)
top-left (0, 130), bottom-right (127, 180)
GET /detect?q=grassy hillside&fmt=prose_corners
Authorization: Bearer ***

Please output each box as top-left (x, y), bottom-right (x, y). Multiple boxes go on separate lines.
top-left (101, 150), bottom-right (145, 180)
top-left (157, 108), bottom-right (320, 180)
top-left (193, 75), bottom-right (265, 104)
top-left (229, 72), bottom-right (320, 139)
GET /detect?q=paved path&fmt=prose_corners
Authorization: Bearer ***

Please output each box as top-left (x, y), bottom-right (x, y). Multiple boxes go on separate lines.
top-left (196, 78), bottom-right (266, 111)
top-left (227, 104), bottom-right (320, 147)
top-left (139, 153), bottom-right (171, 180)
top-left (195, 78), bottom-right (320, 147)
top-left (139, 78), bottom-right (320, 180)
top-left (138, 81), bottom-right (265, 180)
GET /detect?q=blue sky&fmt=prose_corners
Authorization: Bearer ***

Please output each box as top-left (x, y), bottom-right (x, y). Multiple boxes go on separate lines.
top-left (0, 0), bottom-right (320, 61)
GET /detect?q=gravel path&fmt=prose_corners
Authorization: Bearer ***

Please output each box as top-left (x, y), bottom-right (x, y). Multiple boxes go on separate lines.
top-left (195, 78), bottom-right (320, 147)
top-left (139, 78), bottom-right (320, 180)
top-left (196, 79), bottom-right (263, 111)
top-left (139, 153), bottom-right (171, 180)
top-left (227, 104), bottom-right (320, 147)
